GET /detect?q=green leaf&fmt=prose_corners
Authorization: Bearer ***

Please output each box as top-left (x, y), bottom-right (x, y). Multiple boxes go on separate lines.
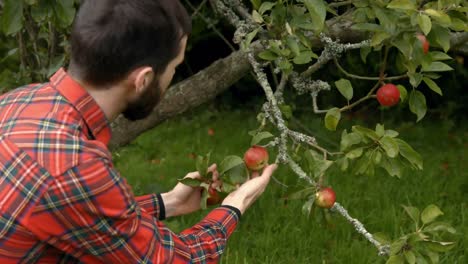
top-left (360, 46), bottom-right (372, 63)
top-left (1, 0), bottom-right (24, 35)
top-left (430, 25), bottom-right (451, 52)
top-left (250, 0), bottom-right (262, 10)
top-left (346, 148), bottom-right (364, 159)
top-left (279, 104), bottom-right (293, 120)
top-left (395, 139), bottom-right (423, 170)
top-left (222, 182), bottom-right (237, 193)
top-left (219, 155), bottom-right (245, 176)
top-left (387, 0), bottom-right (416, 10)
top-left (325, 108), bottom-right (341, 131)
top-left (423, 221), bottom-right (457, 234)
top-left (287, 37), bottom-right (300, 56)
top-left (335, 79), bottom-right (354, 101)
top-left (425, 251), bottom-right (439, 264)
top-left (417, 14), bottom-right (432, 35)
top-left (373, 232), bottom-right (392, 244)
top-left (380, 136), bottom-right (400, 158)
top-left (178, 178), bottom-right (203, 187)
top-left (380, 156), bottom-right (402, 178)
top-left (286, 187), bottom-right (316, 200)
top-left (424, 241), bottom-right (456, 252)
top-left (53, 0), bottom-right (76, 27)
top-left (373, 150), bottom-right (383, 164)
top-left (404, 250), bottom-right (416, 264)
top-left (390, 238), bottom-right (408, 255)
top-left (408, 72), bottom-right (423, 87)
top-left (409, 90), bottom-right (427, 122)
top-left (200, 186), bottom-right (208, 210)
top-left (243, 28), bottom-right (260, 50)
top-left (351, 23), bottom-right (382, 32)
top-left (397, 85), bottom-right (408, 102)
top-left (340, 132), bottom-right (362, 151)
top-left (47, 55), bottom-right (66, 77)
top-left (302, 197), bottom-right (315, 217)
top-left (353, 152), bottom-right (374, 176)
top-left (303, 0), bottom-right (327, 32)
top-left (259, 2), bottom-right (276, 15)
top-left (258, 50), bottom-right (278, 61)
top-left (226, 164), bottom-right (249, 185)
top-left (252, 10), bottom-right (264, 24)
top-left (393, 36), bottom-right (413, 59)
top-left (371, 31), bottom-right (391, 47)
top-left (385, 130), bottom-right (399, 138)
top-left (422, 62), bottom-right (453, 72)
top-left (353, 126), bottom-right (380, 141)
top-left (402, 205), bottom-right (420, 226)
top-left (196, 152), bottom-right (211, 179)
top-left (429, 52), bottom-right (452, 61)
top-left (424, 9), bottom-right (451, 26)
top-left (305, 150), bottom-right (334, 178)
top-left (421, 204), bottom-right (444, 224)
top-left (423, 77), bottom-right (442, 96)
top-left (293, 51), bottom-right (313, 65)
top-left (376, 124), bottom-right (385, 137)
top-left (251, 132), bottom-right (274, 146)
top-left (337, 157), bottom-right (349, 171)
top-left (31, 1), bottom-right (52, 23)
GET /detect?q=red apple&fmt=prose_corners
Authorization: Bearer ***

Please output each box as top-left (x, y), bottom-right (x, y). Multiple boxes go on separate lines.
top-left (377, 84), bottom-right (400, 107)
top-left (416, 34), bottom-right (430, 54)
top-left (208, 128), bottom-right (215, 136)
top-left (315, 187), bottom-right (336, 209)
top-left (207, 187), bottom-right (221, 206)
top-left (243, 145), bottom-right (269, 171)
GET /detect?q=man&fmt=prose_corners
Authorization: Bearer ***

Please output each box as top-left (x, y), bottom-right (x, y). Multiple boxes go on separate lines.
top-left (0, 0), bottom-right (277, 263)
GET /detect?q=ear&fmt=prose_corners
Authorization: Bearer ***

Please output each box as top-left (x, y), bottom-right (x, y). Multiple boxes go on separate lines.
top-left (133, 67), bottom-right (155, 94)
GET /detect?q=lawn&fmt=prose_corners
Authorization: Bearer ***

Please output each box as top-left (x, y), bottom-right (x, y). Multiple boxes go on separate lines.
top-left (113, 107), bottom-right (467, 264)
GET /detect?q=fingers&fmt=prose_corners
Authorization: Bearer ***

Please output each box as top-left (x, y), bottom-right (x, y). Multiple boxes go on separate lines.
top-left (250, 171), bottom-right (260, 179)
top-left (208, 163), bottom-right (219, 181)
top-left (184, 171), bottom-right (201, 179)
top-left (260, 164), bottom-right (278, 179)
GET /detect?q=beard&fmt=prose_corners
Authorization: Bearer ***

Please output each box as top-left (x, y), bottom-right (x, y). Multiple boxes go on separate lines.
top-left (122, 78), bottom-right (163, 121)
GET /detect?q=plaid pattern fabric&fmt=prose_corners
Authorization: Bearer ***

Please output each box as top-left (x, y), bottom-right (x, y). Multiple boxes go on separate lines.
top-left (0, 69), bottom-right (239, 263)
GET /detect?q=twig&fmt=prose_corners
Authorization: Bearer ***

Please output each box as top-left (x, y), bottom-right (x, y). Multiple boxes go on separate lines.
top-left (301, 34), bottom-right (370, 77)
top-left (185, 0), bottom-right (236, 51)
top-left (333, 58), bottom-right (407, 81)
top-left (190, 0), bottom-right (209, 18)
top-left (332, 203), bottom-right (390, 256)
top-left (274, 72), bottom-right (289, 104)
top-left (329, 0), bottom-right (353, 8)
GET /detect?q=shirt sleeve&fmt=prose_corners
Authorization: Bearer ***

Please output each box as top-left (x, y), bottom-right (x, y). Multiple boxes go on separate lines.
top-left (135, 193), bottom-right (166, 220)
top-left (25, 158), bottom-right (239, 263)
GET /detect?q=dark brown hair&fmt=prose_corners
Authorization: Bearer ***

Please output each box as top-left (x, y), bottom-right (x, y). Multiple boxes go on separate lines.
top-left (69, 0), bottom-right (191, 86)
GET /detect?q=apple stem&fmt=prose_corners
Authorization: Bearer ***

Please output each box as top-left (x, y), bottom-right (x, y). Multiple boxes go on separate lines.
top-left (332, 202), bottom-right (390, 256)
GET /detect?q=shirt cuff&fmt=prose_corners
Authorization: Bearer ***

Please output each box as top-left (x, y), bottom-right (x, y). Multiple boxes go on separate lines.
top-left (200, 206), bottom-right (240, 237)
top-left (134, 193), bottom-right (166, 220)
top-left (220, 205), bottom-right (241, 220)
top-left (156, 193), bottom-right (166, 220)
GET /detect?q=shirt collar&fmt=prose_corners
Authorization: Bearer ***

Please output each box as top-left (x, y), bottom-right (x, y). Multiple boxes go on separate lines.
top-left (50, 68), bottom-right (112, 146)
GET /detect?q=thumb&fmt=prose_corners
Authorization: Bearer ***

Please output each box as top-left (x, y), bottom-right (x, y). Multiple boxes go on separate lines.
top-left (261, 164), bottom-right (278, 179)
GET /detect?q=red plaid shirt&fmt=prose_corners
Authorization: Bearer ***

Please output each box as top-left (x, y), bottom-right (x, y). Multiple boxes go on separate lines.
top-left (0, 69), bottom-right (240, 263)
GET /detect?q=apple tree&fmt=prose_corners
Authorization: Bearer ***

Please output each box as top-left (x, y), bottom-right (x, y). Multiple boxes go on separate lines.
top-left (209, 0), bottom-right (466, 262)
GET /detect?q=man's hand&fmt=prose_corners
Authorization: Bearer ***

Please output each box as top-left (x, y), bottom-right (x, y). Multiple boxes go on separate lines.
top-left (221, 164), bottom-right (278, 215)
top-left (161, 164), bottom-right (220, 218)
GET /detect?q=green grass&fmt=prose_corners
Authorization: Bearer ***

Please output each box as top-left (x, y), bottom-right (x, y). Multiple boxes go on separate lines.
top-left (113, 108), bottom-right (467, 264)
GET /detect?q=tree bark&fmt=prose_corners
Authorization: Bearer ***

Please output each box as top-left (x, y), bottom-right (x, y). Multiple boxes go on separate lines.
top-left (109, 47), bottom-right (251, 150)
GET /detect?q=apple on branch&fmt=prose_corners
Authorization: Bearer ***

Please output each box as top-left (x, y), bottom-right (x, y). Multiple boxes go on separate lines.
top-left (315, 187), bottom-right (336, 209)
top-left (376, 84), bottom-right (400, 107)
top-left (243, 145), bottom-right (269, 171)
